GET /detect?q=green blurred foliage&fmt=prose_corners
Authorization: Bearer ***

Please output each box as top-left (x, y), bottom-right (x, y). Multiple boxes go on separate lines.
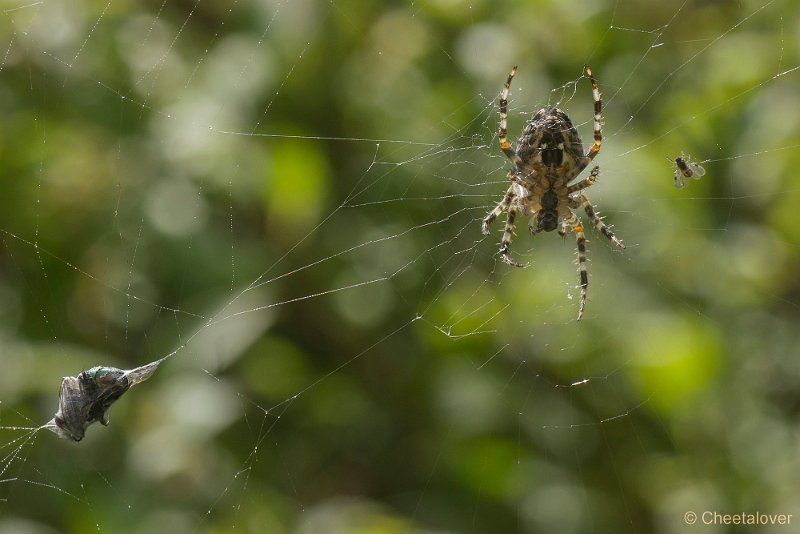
top-left (1, 0), bottom-right (799, 533)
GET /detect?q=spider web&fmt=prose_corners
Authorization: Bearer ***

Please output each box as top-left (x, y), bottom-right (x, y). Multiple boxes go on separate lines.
top-left (1, 0), bottom-right (799, 532)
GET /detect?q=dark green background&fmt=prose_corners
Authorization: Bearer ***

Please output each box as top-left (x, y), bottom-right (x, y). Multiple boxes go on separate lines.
top-left (1, 0), bottom-right (799, 532)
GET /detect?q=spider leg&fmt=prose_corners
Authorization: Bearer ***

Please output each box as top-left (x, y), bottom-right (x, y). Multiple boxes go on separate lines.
top-left (528, 218), bottom-right (538, 236)
top-left (527, 212), bottom-right (545, 236)
top-left (482, 185), bottom-right (523, 267)
top-left (499, 205), bottom-right (522, 267)
top-left (559, 219), bottom-right (569, 238)
top-left (566, 212), bottom-right (588, 321)
top-left (575, 65), bottom-right (602, 174)
top-left (499, 66), bottom-right (524, 168)
top-left (570, 194), bottom-right (625, 249)
top-left (567, 166), bottom-right (600, 194)
top-left (481, 185), bottom-right (515, 235)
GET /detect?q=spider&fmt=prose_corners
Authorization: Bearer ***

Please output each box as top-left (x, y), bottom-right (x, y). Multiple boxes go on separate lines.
top-left (481, 65), bottom-right (625, 320)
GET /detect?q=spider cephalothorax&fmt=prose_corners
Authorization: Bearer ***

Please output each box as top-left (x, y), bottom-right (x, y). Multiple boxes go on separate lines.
top-left (481, 66), bottom-right (625, 320)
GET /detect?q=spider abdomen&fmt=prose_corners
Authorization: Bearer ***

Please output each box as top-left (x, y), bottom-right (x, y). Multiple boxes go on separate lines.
top-left (516, 107), bottom-right (584, 173)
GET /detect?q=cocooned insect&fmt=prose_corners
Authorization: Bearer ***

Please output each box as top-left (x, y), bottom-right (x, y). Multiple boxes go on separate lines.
top-left (47, 359), bottom-right (164, 441)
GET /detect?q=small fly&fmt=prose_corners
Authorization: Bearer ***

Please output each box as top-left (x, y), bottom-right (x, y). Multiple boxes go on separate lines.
top-left (673, 155), bottom-right (705, 188)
